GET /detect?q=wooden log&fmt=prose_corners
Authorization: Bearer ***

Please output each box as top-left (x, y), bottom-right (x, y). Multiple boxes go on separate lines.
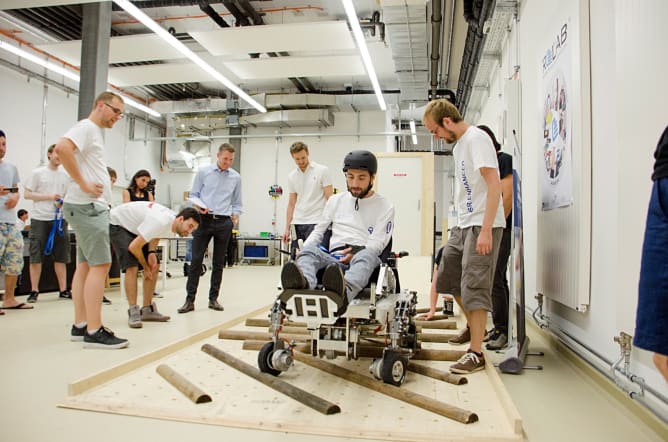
top-left (415, 320), bottom-right (456, 330)
top-left (155, 364), bottom-right (212, 404)
top-left (290, 351), bottom-right (478, 424)
top-left (219, 329), bottom-right (308, 342)
top-left (201, 343), bottom-right (340, 415)
top-left (414, 308), bottom-right (451, 318)
top-left (270, 325), bottom-right (310, 335)
top-left (418, 332), bottom-right (458, 343)
top-left (408, 362), bottom-right (468, 385)
top-left (245, 318), bottom-right (306, 328)
top-left (240, 340), bottom-right (465, 362)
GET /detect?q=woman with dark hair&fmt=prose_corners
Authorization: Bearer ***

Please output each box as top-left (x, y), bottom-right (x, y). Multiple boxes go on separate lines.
top-left (122, 169), bottom-right (154, 203)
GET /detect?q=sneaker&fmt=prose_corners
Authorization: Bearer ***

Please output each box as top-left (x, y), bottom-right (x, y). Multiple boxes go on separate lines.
top-left (70, 324), bottom-right (86, 342)
top-left (59, 289), bottom-right (72, 299)
top-left (486, 332), bottom-right (508, 350)
top-left (27, 291), bottom-right (39, 303)
top-left (141, 302), bottom-right (171, 322)
top-left (152, 291), bottom-right (163, 298)
top-left (448, 327), bottom-right (471, 344)
top-left (83, 326), bottom-right (129, 349)
top-left (281, 261), bottom-right (308, 290)
top-left (102, 296), bottom-right (112, 305)
top-left (128, 305), bottom-right (143, 328)
top-left (322, 263), bottom-right (345, 297)
top-left (483, 328), bottom-right (496, 342)
top-left (450, 350), bottom-right (486, 374)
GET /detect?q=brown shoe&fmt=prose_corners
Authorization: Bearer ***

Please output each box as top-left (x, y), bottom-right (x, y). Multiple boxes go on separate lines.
top-left (449, 327), bottom-right (471, 344)
top-left (208, 299), bottom-right (224, 311)
top-left (450, 350), bottom-right (485, 374)
top-left (177, 300), bottom-right (195, 314)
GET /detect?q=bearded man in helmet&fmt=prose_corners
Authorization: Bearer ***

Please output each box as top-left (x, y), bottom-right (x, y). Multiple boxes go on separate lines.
top-left (280, 150), bottom-right (394, 307)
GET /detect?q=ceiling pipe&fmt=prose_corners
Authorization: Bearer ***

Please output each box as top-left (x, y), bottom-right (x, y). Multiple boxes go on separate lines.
top-left (456, 0), bottom-right (495, 114)
top-left (112, 0), bottom-right (224, 10)
top-left (429, 0), bottom-right (444, 99)
top-left (444, 0), bottom-right (456, 86)
top-left (198, 1), bottom-right (230, 27)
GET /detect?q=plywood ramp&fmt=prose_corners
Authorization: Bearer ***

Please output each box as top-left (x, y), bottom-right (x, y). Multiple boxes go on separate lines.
top-left (59, 311), bottom-right (523, 442)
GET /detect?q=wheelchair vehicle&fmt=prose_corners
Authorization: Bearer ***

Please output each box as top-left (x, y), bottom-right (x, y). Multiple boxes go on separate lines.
top-left (257, 245), bottom-right (419, 386)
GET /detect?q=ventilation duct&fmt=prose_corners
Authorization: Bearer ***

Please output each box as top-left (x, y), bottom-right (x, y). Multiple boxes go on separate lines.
top-left (240, 109), bottom-right (334, 128)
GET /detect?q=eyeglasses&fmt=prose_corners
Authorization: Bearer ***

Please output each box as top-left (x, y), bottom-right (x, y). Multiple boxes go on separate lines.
top-left (104, 102), bottom-right (125, 118)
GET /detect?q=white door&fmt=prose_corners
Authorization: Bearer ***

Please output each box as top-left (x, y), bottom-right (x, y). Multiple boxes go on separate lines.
top-left (375, 156), bottom-right (423, 256)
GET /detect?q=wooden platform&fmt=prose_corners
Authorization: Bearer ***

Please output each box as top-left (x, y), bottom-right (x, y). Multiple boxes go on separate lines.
top-left (59, 307), bottom-right (523, 442)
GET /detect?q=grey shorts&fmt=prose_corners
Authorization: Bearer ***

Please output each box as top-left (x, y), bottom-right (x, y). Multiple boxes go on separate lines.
top-left (109, 224), bottom-right (150, 272)
top-left (436, 226), bottom-right (503, 312)
top-left (29, 219), bottom-right (70, 263)
top-left (63, 202), bottom-right (111, 266)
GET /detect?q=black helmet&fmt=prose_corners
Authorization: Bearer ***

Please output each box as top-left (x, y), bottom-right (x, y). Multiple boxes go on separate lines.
top-left (342, 150), bottom-right (377, 175)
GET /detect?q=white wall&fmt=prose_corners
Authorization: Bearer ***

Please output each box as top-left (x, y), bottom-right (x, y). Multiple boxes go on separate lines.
top-left (0, 66), bottom-right (162, 211)
top-left (476, 0), bottom-right (668, 406)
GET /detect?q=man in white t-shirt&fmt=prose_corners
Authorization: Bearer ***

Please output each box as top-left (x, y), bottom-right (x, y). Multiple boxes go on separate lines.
top-left (281, 150), bottom-right (394, 309)
top-left (423, 99), bottom-right (506, 374)
top-left (110, 203), bottom-right (200, 328)
top-left (55, 91), bottom-right (127, 349)
top-left (24, 144), bottom-right (71, 303)
top-left (282, 141), bottom-right (333, 258)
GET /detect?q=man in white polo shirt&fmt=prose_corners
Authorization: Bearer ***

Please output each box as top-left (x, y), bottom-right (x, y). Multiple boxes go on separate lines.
top-left (110, 202), bottom-right (200, 328)
top-left (282, 141), bottom-right (333, 258)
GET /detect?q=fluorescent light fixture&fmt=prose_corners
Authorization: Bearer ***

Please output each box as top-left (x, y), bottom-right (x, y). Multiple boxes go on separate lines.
top-left (409, 120), bottom-right (418, 145)
top-left (111, 90), bottom-right (161, 117)
top-left (0, 39), bottom-right (80, 81)
top-left (0, 40), bottom-right (161, 117)
top-left (114, 0), bottom-right (267, 113)
top-left (341, 0), bottom-right (386, 111)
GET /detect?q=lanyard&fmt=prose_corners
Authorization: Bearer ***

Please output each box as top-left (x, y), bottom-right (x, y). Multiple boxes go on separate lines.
top-left (44, 198), bottom-right (64, 256)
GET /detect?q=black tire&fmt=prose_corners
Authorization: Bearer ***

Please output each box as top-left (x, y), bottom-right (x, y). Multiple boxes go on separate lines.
top-left (381, 351), bottom-right (407, 386)
top-left (258, 341), bottom-right (281, 376)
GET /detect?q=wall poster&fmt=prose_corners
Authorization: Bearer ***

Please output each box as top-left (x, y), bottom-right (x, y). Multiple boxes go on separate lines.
top-left (540, 21), bottom-right (574, 210)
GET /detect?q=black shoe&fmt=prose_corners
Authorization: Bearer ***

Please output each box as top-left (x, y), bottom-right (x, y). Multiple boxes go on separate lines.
top-left (83, 326), bottom-right (129, 349)
top-left (178, 300), bottom-right (195, 314)
top-left (70, 324), bottom-right (86, 342)
top-left (27, 291), bottom-right (38, 303)
top-left (102, 296), bottom-right (112, 305)
top-left (281, 261), bottom-right (308, 289)
top-left (208, 299), bottom-right (224, 311)
top-left (59, 289), bottom-right (72, 299)
top-left (322, 263), bottom-right (345, 297)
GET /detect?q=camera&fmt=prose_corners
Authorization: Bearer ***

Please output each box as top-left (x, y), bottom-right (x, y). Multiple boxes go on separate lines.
top-left (147, 179), bottom-right (156, 196)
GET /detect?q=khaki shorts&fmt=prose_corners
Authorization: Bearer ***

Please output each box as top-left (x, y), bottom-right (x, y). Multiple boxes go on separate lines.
top-left (0, 223), bottom-right (24, 275)
top-left (63, 202), bottom-right (111, 266)
top-left (436, 226), bottom-right (503, 312)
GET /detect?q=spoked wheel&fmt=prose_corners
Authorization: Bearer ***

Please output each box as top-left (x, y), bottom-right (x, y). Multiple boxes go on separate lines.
top-left (380, 351), bottom-right (408, 386)
top-left (258, 341), bottom-right (282, 376)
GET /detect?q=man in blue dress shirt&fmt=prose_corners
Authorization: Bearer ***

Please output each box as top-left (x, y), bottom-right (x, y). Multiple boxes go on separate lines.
top-left (178, 143), bottom-right (242, 313)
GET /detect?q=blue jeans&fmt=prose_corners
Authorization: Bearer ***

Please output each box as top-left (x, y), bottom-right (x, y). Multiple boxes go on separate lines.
top-left (635, 178), bottom-right (668, 355)
top-left (296, 242), bottom-right (380, 302)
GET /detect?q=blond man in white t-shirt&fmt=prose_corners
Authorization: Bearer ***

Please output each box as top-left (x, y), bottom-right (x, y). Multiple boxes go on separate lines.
top-left (56, 91), bottom-right (127, 349)
top-left (282, 141), bottom-right (333, 258)
top-left (423, 99), bottom-right (505, 375)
